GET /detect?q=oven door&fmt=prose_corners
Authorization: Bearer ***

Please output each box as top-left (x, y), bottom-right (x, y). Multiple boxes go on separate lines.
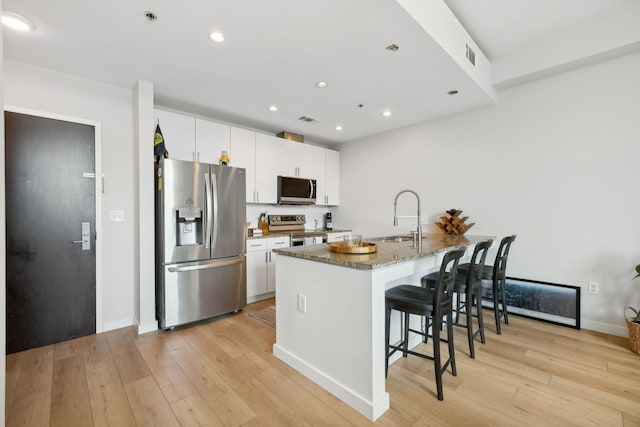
top-left (291, 235), bottom-right (325, 246)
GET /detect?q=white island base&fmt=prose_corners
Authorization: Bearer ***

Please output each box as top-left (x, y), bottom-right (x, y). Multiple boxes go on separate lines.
top-left (272, 242), bottom-right (467, 421)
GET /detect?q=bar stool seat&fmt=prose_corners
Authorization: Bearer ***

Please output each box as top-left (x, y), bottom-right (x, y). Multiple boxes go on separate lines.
top-left (385, 249), bottom-right (465, 401)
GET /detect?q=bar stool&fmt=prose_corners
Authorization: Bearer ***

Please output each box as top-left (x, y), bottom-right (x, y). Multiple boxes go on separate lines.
top-left (457, 235), bottom-right (516, 334)
top-left (421, 240), bottom-right (493, 358)
top-left (385, 248), bottom-right (465, 401)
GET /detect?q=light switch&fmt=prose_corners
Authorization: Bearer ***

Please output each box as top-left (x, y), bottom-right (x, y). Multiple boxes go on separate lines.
top-left (110, 210), bottom-right (125, 222)
top-left (297, 294), bottom-right (307, 313)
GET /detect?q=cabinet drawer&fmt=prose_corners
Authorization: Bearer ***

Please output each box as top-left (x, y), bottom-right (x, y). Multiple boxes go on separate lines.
top-left (268, 236), bottom-right (291, 249)
top-left (246, 239), bottom-right (268, 252)
top-left (326, 232), bottom-right (350, 243)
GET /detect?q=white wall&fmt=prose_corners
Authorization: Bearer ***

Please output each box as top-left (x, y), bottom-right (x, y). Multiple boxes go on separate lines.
top-left (4, 59), bottom-right (137, 330)
top-left (338, 52), bottom-right (640, 336)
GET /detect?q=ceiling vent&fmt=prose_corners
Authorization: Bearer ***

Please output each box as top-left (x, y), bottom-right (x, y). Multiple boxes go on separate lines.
top-left (465, 43), bottom-right (476, 67)
top-left (298, 116), bottom-right (317, 123)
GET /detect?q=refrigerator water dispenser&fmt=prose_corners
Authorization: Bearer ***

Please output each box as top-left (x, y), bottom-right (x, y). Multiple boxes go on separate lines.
top-left (176, 207), bottom-right (203, 246)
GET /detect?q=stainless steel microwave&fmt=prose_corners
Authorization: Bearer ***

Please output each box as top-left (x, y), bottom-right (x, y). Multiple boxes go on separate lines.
top-left (277, 176), bottom-right (316, 205)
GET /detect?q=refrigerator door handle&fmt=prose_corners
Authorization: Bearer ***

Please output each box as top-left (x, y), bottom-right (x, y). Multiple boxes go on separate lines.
top-left (167, 256), bottom-right (244, 272)
top-left (204, 173), bottom-right (213, 248)
top-left (211, 171), bottom-right (219, 248)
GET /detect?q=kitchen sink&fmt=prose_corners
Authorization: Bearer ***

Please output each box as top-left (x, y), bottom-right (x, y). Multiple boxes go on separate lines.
top-left (378, 235), bottom-right (414, 243)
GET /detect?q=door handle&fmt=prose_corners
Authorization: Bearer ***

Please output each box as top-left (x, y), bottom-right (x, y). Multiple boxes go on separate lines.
top-left (204, 173), bottom-right (212, 248)
top-left (71, 222), bottom-right (91, 250)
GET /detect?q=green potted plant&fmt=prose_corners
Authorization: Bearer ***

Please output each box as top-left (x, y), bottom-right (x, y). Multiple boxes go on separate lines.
top-left (625, 264), bottom-right (640, 354)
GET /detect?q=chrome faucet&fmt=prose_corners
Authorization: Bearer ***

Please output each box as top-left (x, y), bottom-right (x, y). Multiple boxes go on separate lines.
top-left (393, 189), bottom-right (422, 250)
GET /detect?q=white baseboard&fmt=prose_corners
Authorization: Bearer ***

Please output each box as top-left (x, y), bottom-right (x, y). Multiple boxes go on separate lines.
top-left (103, 317), bottom-right (135, 332)
top-left (581, 319), bottom-right (628, 338)
top-left (247, 291), bottom-right (275, 304)
top-left (273, 344), bottom-right (389, 421)
top-left (134, 318), bottom-right (159, 335)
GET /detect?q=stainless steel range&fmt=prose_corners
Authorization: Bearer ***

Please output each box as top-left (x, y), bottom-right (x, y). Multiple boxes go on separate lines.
top-left (268, 214), bottom-right (326, 246)
top-left (268, 214), bottom-right (305, 233)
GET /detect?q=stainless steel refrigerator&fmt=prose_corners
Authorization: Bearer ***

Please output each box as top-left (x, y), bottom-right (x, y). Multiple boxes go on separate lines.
top-left (155, 158), bottom-right (247, 329)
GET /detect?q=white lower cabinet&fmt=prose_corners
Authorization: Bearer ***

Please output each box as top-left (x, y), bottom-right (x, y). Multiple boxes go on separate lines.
top-left (246, 236), bottom-right (290, 303)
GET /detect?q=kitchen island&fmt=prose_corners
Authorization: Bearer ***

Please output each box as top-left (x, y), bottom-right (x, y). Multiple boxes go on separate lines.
top-left (272, 233), bottom-right (491, 421)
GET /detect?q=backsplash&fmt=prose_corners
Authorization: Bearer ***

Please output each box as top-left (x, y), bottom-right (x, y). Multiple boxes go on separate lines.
top-left (246, 204), bottom-right (336, 231)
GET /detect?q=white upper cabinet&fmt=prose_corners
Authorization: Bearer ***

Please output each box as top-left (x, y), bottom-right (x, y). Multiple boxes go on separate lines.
top-left (254, 133), bottom-right (279, 204)
top-left (314, 147), bottom-right (340, 206)
top-left (154, 109), bottom-right (195, 161)
top-left (325, 148), bottom-right (340, 205)
top-left (279, 139), bottom-right (315, 178)
top-left (194, 119), bottom-right (230, 164)
top-left (313, 146), bottom-right (327, 204)
top-left (230, 126), bottom-right (256, 203)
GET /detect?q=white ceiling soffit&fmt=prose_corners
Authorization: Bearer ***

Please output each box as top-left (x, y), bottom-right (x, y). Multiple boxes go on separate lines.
top-left (395, 0), bottom-right (496, 102)
top-left (444, 0), bottom-right (640, 91)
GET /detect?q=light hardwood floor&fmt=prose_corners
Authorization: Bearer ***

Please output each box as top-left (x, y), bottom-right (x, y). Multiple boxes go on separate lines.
top-left (5, 298), bottom-right (640, 426)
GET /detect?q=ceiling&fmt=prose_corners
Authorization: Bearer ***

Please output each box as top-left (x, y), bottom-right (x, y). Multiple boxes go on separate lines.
top-left (3, 0), bottom-right (640, 145)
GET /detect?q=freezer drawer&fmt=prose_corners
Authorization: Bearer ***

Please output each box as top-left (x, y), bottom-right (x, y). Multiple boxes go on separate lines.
top-left (159, 256), bottom-right (246, 329)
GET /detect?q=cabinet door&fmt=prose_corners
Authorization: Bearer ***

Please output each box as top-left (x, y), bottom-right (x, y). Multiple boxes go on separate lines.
top-left (313, 146), bottom-right (328, 205)
top-left (195, 118), bottom-right (230, 164)
top-left (325, 149), bottom-right (340, 205)
top-left (231, 127), bottom-right (256, 203)
top-left (326, 232), bottom-right (349, 243)
top-left (246, 249), bottom-right (267, 298)
top-left (267, 237), bottom-right (290, 293)
top-left (254, 133), bottom-right (280, 203)
top-left (267, 250), bottom-right (278, 293)
top-left (279, 139), bottom-right (315, 178)
top-left (154, 109), bottom-right (196, 161)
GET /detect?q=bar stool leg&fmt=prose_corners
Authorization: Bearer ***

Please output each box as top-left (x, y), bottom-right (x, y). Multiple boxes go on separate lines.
top-left (475, 291), bottom-right (486, 344)
top-left (432, 315), bottom-right (443, 401)
top-left (500, 277), bottom-right (509, 325)
top-left (403, 312), bottom-right (410, 357)
top-left (385, 305), bottom-right (391, 377)
top-left (447, 311), bottom-right (456, 377)
top-left (493, 277), bottom-right (502, 334)
top-left (465, 290), bottom-right (475, 358)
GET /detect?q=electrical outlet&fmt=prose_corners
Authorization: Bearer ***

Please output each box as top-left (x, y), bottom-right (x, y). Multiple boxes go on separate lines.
top-left (588, 281), bottom-right (599, 295)
top-left (297, 294), bottom-right (307, 313)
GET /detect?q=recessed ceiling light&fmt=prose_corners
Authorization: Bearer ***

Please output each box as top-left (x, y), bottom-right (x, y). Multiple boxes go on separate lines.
top-left (382, 110), bottom-right (392, 117)
top-left (447, 90), bottom-right (459, 95)
top-left (2, 12), bottom-right (35, 32)
top-left (336, 126), bottom-right (343, 131)
top-left (209, 32), bottom-right (225, 42)
top-left (269, 105), bottom-right (278, 112)
top-left (316, 81), bottom-right (328, 88)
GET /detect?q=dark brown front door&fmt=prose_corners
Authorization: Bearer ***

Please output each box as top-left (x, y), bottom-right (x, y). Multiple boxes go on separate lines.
top-left (5, 111), bottom-right (96, 354)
